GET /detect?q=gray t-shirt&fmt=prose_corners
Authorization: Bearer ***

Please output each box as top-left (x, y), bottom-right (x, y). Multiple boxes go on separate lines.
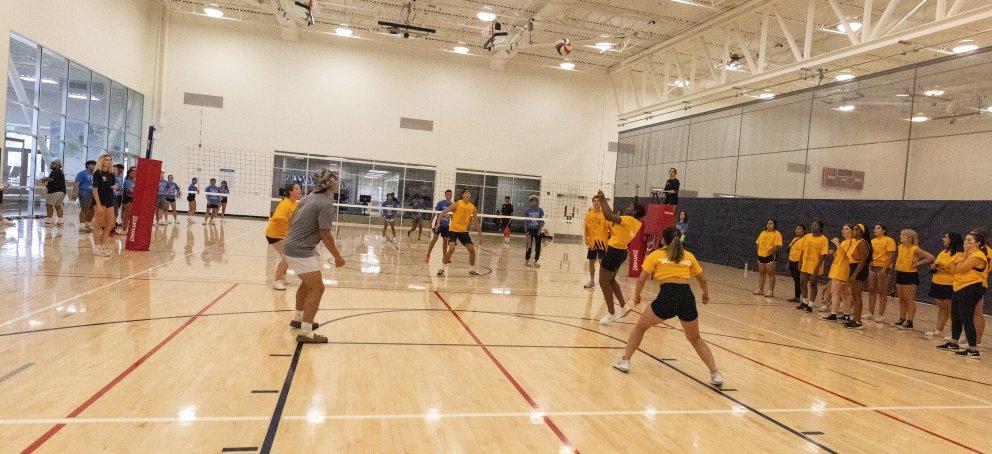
top-left (282, 192), bottom-right (336, 258)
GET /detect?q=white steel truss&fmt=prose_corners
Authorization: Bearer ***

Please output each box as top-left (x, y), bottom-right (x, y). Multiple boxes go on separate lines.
top-left (609, 0), bottom-right (992, 121)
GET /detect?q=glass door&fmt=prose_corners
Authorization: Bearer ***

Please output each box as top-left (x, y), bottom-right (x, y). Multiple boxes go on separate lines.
top-left (3, 134), bottom-right (36, 217)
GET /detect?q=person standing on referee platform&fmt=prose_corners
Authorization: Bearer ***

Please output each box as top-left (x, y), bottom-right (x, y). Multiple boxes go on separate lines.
top-left (281, 169), bottom-right (345, 343)
top-left (425, 189), bottom-right (453, 262)
top-left (500, 196), bottom-right (513, 245)
top-left (663, 167), bottom-right (679, 205)
top-left (583, 195), bottom-right (610, 289)
top-left (524, 195), bottom-right (545, 267)
top-left (72, 160), bottom-right (97, 233)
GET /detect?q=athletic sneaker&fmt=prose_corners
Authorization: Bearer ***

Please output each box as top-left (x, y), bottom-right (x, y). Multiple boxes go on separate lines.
top-left (752, 289), bottom-right (763, 295)
top-left (296, 333), bottom-right (328, 343)
top-left (533, 262), bottom-right (541, 268)
top-left (599, 313), bottom-right (613, 325)
top-left (525, 260), bottom-right (532, 267)
top-left (615, 305), bottom-right (632, 320)
top-left (710, 371), bottom-right (724, 387)
top-left (955, 349), bottom-right (980, 357)
top-left (795, 302), bottom-right (806, 310)
top-left (436, 268), bottom-right (445, 277)
top-left (78, 226), bottom-right (89, 234)
top-left (44, 219), bottom-right (53, 226)
top-left (841, 314), bottom-right (852, 322)
top-left (583, 281), bottom-right (595, 289)
top-left (613, 357), bottom-right (630, 373)
top-left (822, 313), bottom-right (838, 321)
top-left (894, 318), bottom-right (906, 327)
top-left (271, 280), bottom-right (287, 290)
top-left (843, 321), bottom-right (864, 330)
top-left (937, 342), bottom-right (961, 351)
top-left (803, 305), bottom-right (813, 313)
top-left (289, 320), bottom-right (319, 329)
top-left (764, 291), bottom-right (773, 297)
top-left (899, 321), bottom-right (914, 330)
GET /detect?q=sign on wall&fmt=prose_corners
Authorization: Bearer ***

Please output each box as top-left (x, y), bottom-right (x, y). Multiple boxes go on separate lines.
top-left (821, 167), bottom-right (864, 190)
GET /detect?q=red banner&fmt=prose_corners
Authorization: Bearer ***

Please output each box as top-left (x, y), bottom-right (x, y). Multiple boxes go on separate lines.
top-left (125, 158), bottom-right (162, 251)
top-left (628, 203), bottom-right (677, 277)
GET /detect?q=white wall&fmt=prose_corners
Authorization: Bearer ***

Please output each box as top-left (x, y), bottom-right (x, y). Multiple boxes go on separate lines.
top-left (153, 15), bottom-right (617, 222)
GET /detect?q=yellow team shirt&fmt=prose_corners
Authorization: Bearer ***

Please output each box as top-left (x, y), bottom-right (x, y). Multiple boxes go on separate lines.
top-left (583, 210), bottom-right (611, 250)
top-left (756, 230), bottom-right (783, 257)
top-left (800, 234), bottom-right (830, 274)
top-left (642, 248), bottom-right (703, 281)
top-left (607, 215), bottom-right (642, 250)
top-left (871, 236), bottom-right (897, 268)
top-left (984, 247), bottom-right (991, 288)
top-left (952, 250), bottom-right (988, 291)
top-left (895, 244), bottom-right (919, 273)
top-left (264, 198), bottom-right (299, 239)
top-left (448, 200), bottom-right (477, 233)
top-left (788, 236), bottom-right (806, 262)
top-left (828, 239), bottom-right (853, 281)
top-left (931, 250), bottom-right (958, 286)
top-left (845, 238), bottom-right (868, 263)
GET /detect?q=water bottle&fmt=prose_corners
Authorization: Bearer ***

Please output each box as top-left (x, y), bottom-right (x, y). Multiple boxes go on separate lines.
top-left (744, 262), bottom-right (749, 278)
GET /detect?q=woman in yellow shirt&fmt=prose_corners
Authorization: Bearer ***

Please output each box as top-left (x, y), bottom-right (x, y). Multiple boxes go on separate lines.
top-left (841, 224), bottom-right (872, 329)
top-left (925, 233), bottom-right (962, 338)
top-left (797, 220), bottom-right (830, 313)
top-left (266, 182), bottom-right (302, 290)
top-left (892, 229), bottom-right (935, 330)
top-left (967, 228), bottom-right (990, 347)
top-left (822, 225), bottom-right (853, 322)
top-left (786, 225), bottom-right (807, 303)
top-left (936, 231), bottom-right (988, 357)
top-left (595, 189), bottom-right (645, 325)
top-left (867, 225), bottom-right (897, 323)
top-left (754, 219), bottom-right (784, 297)
top-left (582, 196), bottom-right (611, 289)
top-left (613, 226), bottom-right (723, 387)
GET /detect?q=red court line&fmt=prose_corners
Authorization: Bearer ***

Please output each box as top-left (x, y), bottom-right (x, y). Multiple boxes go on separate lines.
top-left (21, 283), bottom-right (239, 454)
top-left (433, 290), bottom-right (579, 453)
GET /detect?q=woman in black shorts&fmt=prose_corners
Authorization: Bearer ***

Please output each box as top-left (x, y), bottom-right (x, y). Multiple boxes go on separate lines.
top-left (219, 180), bottom-right (230, 223)
top-left (926, 232), bottom-right (962, 338)
top-left (843, 224), bottom-right (872, 329)
top-left (595, 189), bottom-right (646, 325)
top-left (612, 227), bottom-right (723, 387)
top-left (265, 182), bottom-right (302, 290)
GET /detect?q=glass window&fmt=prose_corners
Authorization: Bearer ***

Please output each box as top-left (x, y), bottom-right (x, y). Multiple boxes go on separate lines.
top-left (39, 49), bottom-right (68, 113)
top-left (63, 142), bottom-right (86, 177)
top-left (124, 134), bottom-right (141, 155)
top-left (126, 89), bottom-right (143, 136)
top-left (65, 118), bottom-right (87, 144)
top-left (89, 73), bottom-right (110, 126)
top-left (9, 34), bottom-right (39, 106)
top-left (67, 62), bottom-right (90, 120)
top-left (37, 139), bottom-right (63, 172)
top-left (88, 124), bottom-right (108, 148)
top-left (5, 100), bottom-right (35, 135)
top-left (37, 109), bottom-right (63, 139)
top-left (339, 161), bottom-right (372, 214)
top-left (109, 81), bottom-right (127, 132)
top-left (87, 147), bottom-right (107, 161)
top-left (456, 172), bottom-right (484, 186)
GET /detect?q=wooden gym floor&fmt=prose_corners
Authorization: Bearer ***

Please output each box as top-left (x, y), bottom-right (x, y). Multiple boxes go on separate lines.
top-left (0, 218), bottom-right (989, 453)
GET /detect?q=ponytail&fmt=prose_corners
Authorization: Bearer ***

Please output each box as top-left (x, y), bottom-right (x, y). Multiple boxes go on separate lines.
top-left (662, 227), bottom-right (684, 263)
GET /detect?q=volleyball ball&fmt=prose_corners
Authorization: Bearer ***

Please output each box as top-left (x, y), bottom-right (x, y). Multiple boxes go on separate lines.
top-left (554, 38), bottom-right (572, 56)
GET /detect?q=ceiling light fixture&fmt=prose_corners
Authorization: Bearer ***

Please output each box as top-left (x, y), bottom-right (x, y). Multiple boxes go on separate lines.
top-left (952, 39), bottom-right (979, 54)
top-left (910, 114), bottom-right (930, 122)
top-left (987, 106), bottom-right (992, 113)
top-left (837, 21), bottom-right (862, 33)
top-left (834, 72), bottom-right (855, 82)
top-left (836, 104), bottom-right (856, 112)
top-left (756, 90), bottom-right (775, 99)
top-left (671, 79), bottom-right (689, 88)
top-left (203, 4), bottom-right (224, 18)
top-left (593, 42), bottom-right (614, 51)
top-left (559, 60), bottom-right (575, 70)
top-left (335, 26), bottom-right (353, 37)
top-left (452, 44), bottom-right (469, 54)
top-left (476, 11), bottom-right (496, 22)
top-left (19, 75), bottom-right (35, 82)
top-left (41, 78), bottom-right (58, 84)
top-left (923, 88), bottom-right (944, 97)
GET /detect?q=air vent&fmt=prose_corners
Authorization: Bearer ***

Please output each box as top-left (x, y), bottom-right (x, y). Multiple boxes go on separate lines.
top-left (400, 117), bottom-right (433, 131)
top-left (787, 163), bottom-right (810, 174)
top-left (184, 92), bottom-right (224, 109)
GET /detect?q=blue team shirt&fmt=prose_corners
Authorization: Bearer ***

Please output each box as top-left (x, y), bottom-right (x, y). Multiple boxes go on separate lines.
top-left (157, 180), bottom-right (169, 197)
top-left (435, 200), bottom-right (452, 226)
top-left (411, 199), bottom-right (426, 220)
top-left (75, 169), bottom-right (94, 192)
top-left (123, 179), bottom-right (135, 195)
top-left (205, 185), bottom-right (221, 205)
top-left (382, 199), bottom-right (398, 219)
top-left (525, 207), bottom-right (545, 230)
top-left (188, 183), bottom-right (198, 193)
top-left (113, 173), bottom-right (124, 196)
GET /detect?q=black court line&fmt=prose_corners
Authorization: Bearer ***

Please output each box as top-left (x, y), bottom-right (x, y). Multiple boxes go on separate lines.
top-left (251, 390), bottom-right (279, 394)
top-left (718, 388), bottom-right (739, 392)
top-left (826, 368), bottom-right (878, 388)
top-left (260, 342), bottom-right (303, 454)
top-left (802, 431), bottom-right (825, 436)
top-left (0, 363), bottom-right (34, 384)
top-left (268, 354), bottom-right (292, 357)
top-left (221, 448), bottom-right (259, 452)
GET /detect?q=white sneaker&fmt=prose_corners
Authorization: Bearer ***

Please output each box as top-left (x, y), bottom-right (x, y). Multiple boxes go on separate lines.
top-left (271, 280), bottom-right (287, 290)
top-left (764, 291), bottom-right (773, 297)
top-left (752, 289), bottom-right (763, 295)
top-left (614, 305), bottom-right (632, 320)
top-left (202, 221), bottom-right (208, 225)
top-left (95, 247), bottom-right (111, 257)
top-left (710, 371), bottom-right (724, 387)
top-left (613, 357), bottom-right (630, 373)
top-left (599, 313), bottom-right (613, 325)
top-left (583, 281), bottom-right (595, 289)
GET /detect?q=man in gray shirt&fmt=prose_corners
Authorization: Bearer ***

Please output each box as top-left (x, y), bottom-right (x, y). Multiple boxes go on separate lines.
top-left (281, 169), bottom-right (345, 343)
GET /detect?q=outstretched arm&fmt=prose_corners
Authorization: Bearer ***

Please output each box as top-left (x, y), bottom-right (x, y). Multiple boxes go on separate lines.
top-left (596, 190), bottom-right (622, 224)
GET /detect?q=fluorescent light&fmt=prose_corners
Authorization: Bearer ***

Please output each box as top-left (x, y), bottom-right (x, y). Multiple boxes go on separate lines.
top-left (671, 79), bottom-right (689, 88)
top-left (593, 42), bottom-right (614, 51)
top-left (834, 72), bottom-right (855, 82)
top-left (923, 88), bottom-right (944, 97)
top-left (836, 104), bottom-right (855, 112)
top-left (837, 21), bottom-right (862, 33)
top-left (987, 106), bottom-right (992, 113)
top-left (334, 27), bottom-right (353, 37)
top-left (68, 93), bottom-right (87, 100)
top-left (19, 75), bottom-right (36, 82)
top-left (559, 60), bottom-right (575, 70)
top-left (452, 45), bottom-right (470, 54)
top-left (756, 90), bottom-right (775, 99)
top-left (476, 11), bottom-right (496, 21)
top-left (41, 78), bottom-right (58, 84)
top-left (910, 114), bottom-right (930, 122)
top-left (203, 5), bottom-right (224, 18)
top-left (952, 40), bottom-right (978, 54)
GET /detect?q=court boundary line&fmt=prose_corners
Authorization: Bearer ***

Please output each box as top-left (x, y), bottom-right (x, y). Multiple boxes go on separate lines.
top-left (19, 283), bottom-right (238, 454)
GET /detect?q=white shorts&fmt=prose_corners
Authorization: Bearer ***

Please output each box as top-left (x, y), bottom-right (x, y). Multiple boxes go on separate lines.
top-left (284, 254), bottom-right (323, 275)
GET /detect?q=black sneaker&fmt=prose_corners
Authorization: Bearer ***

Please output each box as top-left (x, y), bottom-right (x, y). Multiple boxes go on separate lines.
top-left (843, 321), bottom-right (864, 330)
top-left (955, 349), bottom-right (980, 357)
top-left (936, 342), bottom-right (961, 351)
top-left (436, 268), bottom-right (445, 277)
top-left (894, 318), bottom-right (906, 326)
top-left (795, 302), bottom-right (806, 310)
top-left (822, 313), bottom-right (838, 321)
top-left (899, 321), bottom-right (914, 330)
top-left (841, 314), bottom-right (851, 322)
top-left (803, 305), bottom-right (813, 313)
top-left (289, 320), bottom-right (320, 329)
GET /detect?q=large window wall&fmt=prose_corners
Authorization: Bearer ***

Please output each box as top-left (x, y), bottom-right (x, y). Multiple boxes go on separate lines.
top-left (3, 33), bottom-right (145, 217)
top-left (454, 169), bottom-right (541, 233)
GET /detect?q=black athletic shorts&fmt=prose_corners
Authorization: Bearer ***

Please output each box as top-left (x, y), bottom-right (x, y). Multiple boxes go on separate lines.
top-left (757, 254), bottom-right (775, 264)
top-left (266, 236), bottom-right (282, 245)
top-left (587, 248), bottom-right (605, 260)
top-left (122, 195), bottom-right (133, 204)
top-left (447, 231), bottom-right (472, 245)
top-left (221, 197), bottom-right (228, 204)
top-left (0, 189), bottom-right (4, 203)
top-left (207, 204), bottom-right (219, 209)
top-left (928, 283), bottom-right (953, 300)
top-left (849, 263), bottom-right (869, 282)
top-left (601, 247), bottom-right (628, 273)
top-left (895, 271), bottom-right (919, 286)
top-left (434, 224), bottom-right (449, 237)
top-left (651, 283), bottom-right (698, 322)
top-left (166, 197), bottom-right (176, 203)
top-left (187, 194), bottom-right (196, 202)
top-left (952, 283), bottom-right (986, 305)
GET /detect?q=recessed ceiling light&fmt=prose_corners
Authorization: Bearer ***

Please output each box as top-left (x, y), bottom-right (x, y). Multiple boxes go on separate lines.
top-left (19, 75), bottom-right (36, 82)
top-left (559, 60), bottom-right (576, 70)
top-left (836, 104), bottom-right (856, 111)
top-left (452, 45), bottom-right (469, 54)
top-left (757, 90), bottom-right (775, 99)
top-left (923, 88), bottom-right (944, 97)
top-left (476, 11), bottom-right (496, 22)
top-left (834, 72), bottom-right (855, 82)
top-left (335, 27), bottom-right (353, 37)
top-left (910, 114), bottom-right (930, 122)
top-left (987, 106), bottom-right (992, 113)
top-left (203, 5), bottom-right (224, 18)
top-left (837, 21), bottom-right (862, 33)
top-left (593, 42), bottom-right (614, 51)
top-left (671, 79), bottom-right (689, 88)
top-left (952, 40), bottom-right (978, 54)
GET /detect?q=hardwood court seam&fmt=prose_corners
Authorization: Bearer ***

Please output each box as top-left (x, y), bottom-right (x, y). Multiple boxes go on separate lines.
top-left (433, 291), bottom-right (579, 453)
top-left (19, 283), bottom-right (238, 454)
